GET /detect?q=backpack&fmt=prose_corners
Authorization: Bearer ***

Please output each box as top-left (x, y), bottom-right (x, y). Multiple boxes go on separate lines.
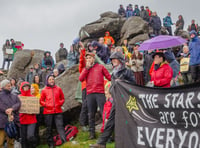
top-left (53, 125), bottom-right (79, 146)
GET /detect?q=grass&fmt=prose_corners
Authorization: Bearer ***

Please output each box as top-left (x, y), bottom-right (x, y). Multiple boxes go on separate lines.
top-left (37, 124), bottom-right (115, 148)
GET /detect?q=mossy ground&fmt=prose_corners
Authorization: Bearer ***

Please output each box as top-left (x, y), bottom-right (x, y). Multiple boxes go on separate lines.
top-left (37, 124), bottom-right (115, 148)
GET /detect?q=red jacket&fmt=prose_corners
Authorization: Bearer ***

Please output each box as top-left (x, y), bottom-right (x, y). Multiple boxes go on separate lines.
top-left (40, 85), bottom-right (65, 114)
top-left (19, 82), bottom-right (37, 125)
top-left (151, 62), bottom-right (173, 88)
top-left (79, 48), bottom-right (86, 90)
top-left (79, 63), bottom-right (111, 95)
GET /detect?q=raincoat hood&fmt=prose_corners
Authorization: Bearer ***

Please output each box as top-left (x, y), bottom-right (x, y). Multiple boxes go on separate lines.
top-left (31, 83), bottom-right (40, 98)
top-left (20, 82), bottom-right (31, 96)
top-left (44, 51), bottom-right (51, 57)
top-left (105, 31), bottom-right (110, 36)
top-left (110, 51), bottom-right (125, 64)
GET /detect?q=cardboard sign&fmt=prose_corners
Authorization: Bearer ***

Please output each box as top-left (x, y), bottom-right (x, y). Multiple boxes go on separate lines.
top-left (19, 96), bottom-right (40, 114)
top-left (180, 58), bottom-right (190, 72)
top-left (6, 48), bottom-right (13, 55)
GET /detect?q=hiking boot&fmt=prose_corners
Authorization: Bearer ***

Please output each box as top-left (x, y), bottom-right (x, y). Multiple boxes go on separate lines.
top-left (88, 133), bottom-right (96, 140)
top-left (89, 143), bottom-right (106, 148)
top-left (82, 126), bottom-right (89, 132)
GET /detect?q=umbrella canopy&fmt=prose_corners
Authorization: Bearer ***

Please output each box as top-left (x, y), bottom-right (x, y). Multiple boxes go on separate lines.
top-left (139, 35), bottom-right (187, 50)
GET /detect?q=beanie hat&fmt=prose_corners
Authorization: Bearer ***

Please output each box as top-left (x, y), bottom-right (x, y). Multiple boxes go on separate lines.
top-left (1, 79), bottom-right (10, 88)
top-left (189, 30), bottom-right (197, 36)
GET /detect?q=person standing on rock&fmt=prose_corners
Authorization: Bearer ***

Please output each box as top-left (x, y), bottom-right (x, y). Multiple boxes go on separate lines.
top-left (2, 39), bottom-right (13, 70)
top-left (149, 12), bottom-right (161, 36)
top-left (140, 6), bottom-right (149, 22)
top-left (40, 75), bottom-right (66, 147)
top-left (25, 65), bottom-right (34, 84)
top-left (90, 51), bottom-right (135, 148)
top-left (163, 12), bottom-right (174, 35)
top-left (174, 15), bottom-right (184, 35)
top-left (79, 52), bottom-right (111, 139)
top-left (58, 43), bottom-right (68, 61)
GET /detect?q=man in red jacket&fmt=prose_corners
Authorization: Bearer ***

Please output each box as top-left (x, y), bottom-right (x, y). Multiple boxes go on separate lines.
top-left (40, 75), bottom-right (66, 148)
top-left (79, 52), bottom-right (111, 139)
top-left (150, 52), bottom-right (173, 87)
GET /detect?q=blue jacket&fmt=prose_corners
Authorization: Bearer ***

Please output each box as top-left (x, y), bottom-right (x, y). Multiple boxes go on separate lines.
top-left (163, 16), bottom-right (173, 27)
top-left (189, 36), bottom-right (200, 65)
top-left (126, 10), bottom-right (133, 19)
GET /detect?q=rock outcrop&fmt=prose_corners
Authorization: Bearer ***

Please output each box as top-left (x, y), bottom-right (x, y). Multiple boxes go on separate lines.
top-left (79, 11), bottom-right (126, 44)
top-left (7, 49), bottom-right (44, 79)
top-left (55, 65), bottom-right (81, 122)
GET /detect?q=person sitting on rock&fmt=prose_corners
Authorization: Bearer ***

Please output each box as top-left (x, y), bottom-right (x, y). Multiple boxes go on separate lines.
top-left (67, 45), bottom-right (79, 69)
top-left (58, 42), bottom-right (68, 61)
top-left (133, 4), bottom-right (140, 16)
top-left (126, 5), bottom-right (133, 19)
top-left (25, 65), bottom-right (34, 84)
top-left (118, 4), bottom-right (126, 17)
top-left (104, 31), bottom-right (115, 45)
top-left (41, 51), bottom-right (55, 71)
top-left (33, 63), bottom-right (42, 77)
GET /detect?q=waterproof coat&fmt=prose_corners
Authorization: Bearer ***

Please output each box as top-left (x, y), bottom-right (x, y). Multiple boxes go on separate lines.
top-left (79, 63), bottom-right (111, 95)
top-left (163, 16), bottom-right (173, 27)
top-left (189, 35), bottom-right (200, 65)
top-left (67, 50), bottom-right (78, 69)
top-left (151, 63), bottom-right (173, 87)
top-left (79, 48), bottom-right (87, 90)
top-left (19, 82), bottom-right (37, 124)
top-left (150, 16), bottom-right (161, 30)
top-left (0, 89), bottom-right (21, 128)
top-left (104, 32), bottom-right (115, 45)
top-left (40, 85), bottom-right (65, 114)
top-left (41, 51), bottom-right (55, 69)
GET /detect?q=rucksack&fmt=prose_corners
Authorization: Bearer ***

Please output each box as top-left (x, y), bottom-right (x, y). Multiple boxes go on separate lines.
top-left (53, 125), bottom-right (79, 146)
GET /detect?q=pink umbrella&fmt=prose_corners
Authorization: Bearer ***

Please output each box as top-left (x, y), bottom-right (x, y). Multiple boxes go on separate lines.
top-left (139, 35), bottom-right (187, 50)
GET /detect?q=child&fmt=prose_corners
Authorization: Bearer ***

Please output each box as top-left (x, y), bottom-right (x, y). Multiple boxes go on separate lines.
top-left (19, 82), bottom-right (37, 148)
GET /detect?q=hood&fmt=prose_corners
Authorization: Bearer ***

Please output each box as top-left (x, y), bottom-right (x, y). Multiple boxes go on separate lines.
top-left (110, 51), bottom-right (125, 64)
top-left (44, 51), bottom-right (51, 56)
top-left (57, 64), bottom-right (65, 74)
top-left (105, 31), bottom-right (110, 36)
top-left (31, 84), bottom-right (40, 97)
top-left (20, 82), bottom-right (31, 96)
top-left (164, 50), bottom-right (176, 63)
top-left (91, 41), bottom-right (101, 48)
top-left (190, 30), bottom-right (197, 36)
top-left (45, 74), bottom-right (55, 86)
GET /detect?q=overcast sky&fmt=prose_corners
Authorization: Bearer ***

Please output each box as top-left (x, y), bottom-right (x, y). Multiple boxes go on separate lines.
top-left (0, 0), bottom-right (200, 66)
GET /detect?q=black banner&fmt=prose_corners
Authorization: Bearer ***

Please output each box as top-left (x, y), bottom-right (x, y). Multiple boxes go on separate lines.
top-left (112, 80), bottom-right (200, 148)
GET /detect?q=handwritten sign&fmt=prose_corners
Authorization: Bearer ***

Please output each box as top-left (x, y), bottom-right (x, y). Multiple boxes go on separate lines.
top-left (19, 96), bottom-right (40, 114)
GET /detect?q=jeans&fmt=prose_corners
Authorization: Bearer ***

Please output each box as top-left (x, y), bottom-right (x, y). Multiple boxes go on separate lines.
top-left (44, 113), bottom-right (66, 146)
top-left (21, 123), bottom-right (37, 148)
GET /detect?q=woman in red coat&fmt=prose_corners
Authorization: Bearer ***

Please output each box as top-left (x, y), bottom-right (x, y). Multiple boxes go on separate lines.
top-left (40, 75), bottom-right (66, 147)
top-left (19, 82), bottom-right (37, 148)
top-left (150, 52), bottom-right (173, 88)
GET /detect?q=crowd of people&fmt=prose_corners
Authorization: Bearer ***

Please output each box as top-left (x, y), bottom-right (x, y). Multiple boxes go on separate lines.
top-left (0, 3), bottom-right (200, 148)
top-left (118, 4), bottom-right (199, 36)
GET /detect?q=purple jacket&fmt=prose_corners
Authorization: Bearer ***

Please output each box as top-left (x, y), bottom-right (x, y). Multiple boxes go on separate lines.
top-left (0, 89), bottom-right (21, 128)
